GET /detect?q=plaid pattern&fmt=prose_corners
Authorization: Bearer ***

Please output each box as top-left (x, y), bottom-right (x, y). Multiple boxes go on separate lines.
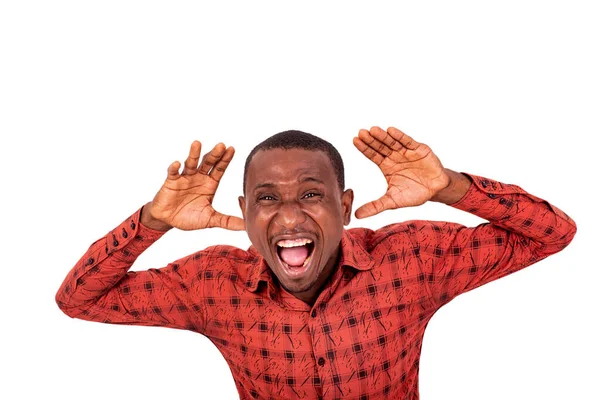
top-left (56, 174), bottom-right (576, 399)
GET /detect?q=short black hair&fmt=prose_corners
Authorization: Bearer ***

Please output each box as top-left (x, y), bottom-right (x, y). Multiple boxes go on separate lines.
top-left (243, 130), bottom-right (345, 193)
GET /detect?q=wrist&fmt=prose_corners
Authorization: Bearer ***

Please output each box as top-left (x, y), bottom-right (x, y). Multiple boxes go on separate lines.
top-left (430, 169), bottom-right (472, 205)
top-left (140, 202), bottom-right (173, 232)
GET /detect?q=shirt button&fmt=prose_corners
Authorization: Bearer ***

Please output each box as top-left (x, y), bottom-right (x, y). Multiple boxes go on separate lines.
top-left (499, 198), bottom-right (507, 205)
top-left (317, 357), bottom-right (325, 367)
top-left (488, 193), bottom-right (497, 199)
top-left (311, 310), bottom-right (317, 318)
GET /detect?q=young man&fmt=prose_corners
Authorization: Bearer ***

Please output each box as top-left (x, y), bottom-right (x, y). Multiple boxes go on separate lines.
top-left (56, 126), bottom-right (576, 399)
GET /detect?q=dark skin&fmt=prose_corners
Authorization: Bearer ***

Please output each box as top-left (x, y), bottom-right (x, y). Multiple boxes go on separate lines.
top-left (238, 148), bottom-right (354, 303)
top-left (141, 126), bottom-right (471, 304)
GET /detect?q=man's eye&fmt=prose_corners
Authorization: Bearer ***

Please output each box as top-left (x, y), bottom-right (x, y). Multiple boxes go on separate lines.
top-left (258, 195), bottom-right (276, 201)
top-left (303, 192), bottom-right (321, 199)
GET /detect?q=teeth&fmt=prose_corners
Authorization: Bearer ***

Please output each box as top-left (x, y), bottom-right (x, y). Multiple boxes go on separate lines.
top-left (303, 255), bottom-right (312, 267)
top-left (277, 238), bottom-right (313, 248)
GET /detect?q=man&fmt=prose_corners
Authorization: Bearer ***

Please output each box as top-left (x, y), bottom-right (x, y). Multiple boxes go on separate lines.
top-left (56, 126), bottom-right (576, 399)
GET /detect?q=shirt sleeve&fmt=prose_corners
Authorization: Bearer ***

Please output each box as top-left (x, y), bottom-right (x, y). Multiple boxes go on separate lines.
top-left (55, 207), bottom-right (206, 332)
top-left (413, 173), bottom-right (577, 307)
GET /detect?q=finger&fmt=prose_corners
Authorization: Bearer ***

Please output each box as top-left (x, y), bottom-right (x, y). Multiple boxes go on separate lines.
top-left (387, 127), bottom-right (419, 150)
top-left (208, 212), bottom-right (245, 231)
top-left (354, 195), bottom-right (398, 219)
top-left (358, 128), bottom-right (393, 157)
top-left (166, 161), bottom-right (181, 181)
top-left (353, 137), bottom-right (384, 165)
top-left (182, 140), bottom-right (202, 175)
top-left (209, 146), bottom-right (235, 181)
top-left (368, 126), bottom-right (403, 151)
top-left (198, 143), bottom-right (227, 175)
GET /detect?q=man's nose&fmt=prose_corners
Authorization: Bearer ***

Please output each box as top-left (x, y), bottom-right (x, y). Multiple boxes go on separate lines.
top-left (274, 201), bottom-right (306, 229)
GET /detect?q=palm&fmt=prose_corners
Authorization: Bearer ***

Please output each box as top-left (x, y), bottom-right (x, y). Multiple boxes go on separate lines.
top-left (153, 175), bottom-right (220, 231)
top-left (353, 126), bottom-right (449, 218)
top-left (150, 141), bottom-right (244, 231)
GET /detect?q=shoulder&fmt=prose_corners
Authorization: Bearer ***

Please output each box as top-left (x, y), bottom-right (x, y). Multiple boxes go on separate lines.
top-left (347, 220), bottom-right (462, 251)
top-left (346, 221), bottom-right (415, 248)
top-left (162, 244), bottom-right (260, 290)
top-left (193, 244), bottom-right (256, 263)
top-left (179, 244), bottom-right (258, 278)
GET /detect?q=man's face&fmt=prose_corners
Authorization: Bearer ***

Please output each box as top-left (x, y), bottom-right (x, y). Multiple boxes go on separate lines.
top-left (239, 148), bottom-right (353, 303)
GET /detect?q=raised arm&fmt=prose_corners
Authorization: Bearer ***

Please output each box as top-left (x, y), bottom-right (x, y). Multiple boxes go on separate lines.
top-left (55, 141), bottom-right (244, 329)
top-left (354, 126), bottom-right (577, 304)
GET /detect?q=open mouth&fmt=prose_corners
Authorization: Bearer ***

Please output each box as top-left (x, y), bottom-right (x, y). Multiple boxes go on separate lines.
top-left (276, 238), bottom-right (315, 271)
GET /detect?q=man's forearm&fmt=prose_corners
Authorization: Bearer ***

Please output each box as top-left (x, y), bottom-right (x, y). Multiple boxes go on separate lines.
top-left (55, 207), bottom-right (167, 318)
top-left (451, 173), bottom-right (577, 247)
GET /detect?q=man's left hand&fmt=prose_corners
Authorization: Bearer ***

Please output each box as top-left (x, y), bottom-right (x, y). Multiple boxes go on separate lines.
top-left (353, 126), bottom-right (451, 219)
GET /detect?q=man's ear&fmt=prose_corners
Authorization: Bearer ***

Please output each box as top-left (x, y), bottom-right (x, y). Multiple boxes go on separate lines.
top-left (238, 196), bottom-right (247, 221)
top-left (342, 188), bottom-right (354, 226)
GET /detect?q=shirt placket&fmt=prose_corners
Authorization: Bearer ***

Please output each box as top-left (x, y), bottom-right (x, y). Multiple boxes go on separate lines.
top-left (274, 265), bottom-right (348, 399)
top-left (308, 303), bottom-right (328, 400)
top-left (308, 266), bottom-right (348, 400)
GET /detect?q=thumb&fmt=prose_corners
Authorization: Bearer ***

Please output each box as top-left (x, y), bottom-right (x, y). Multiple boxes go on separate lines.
top-left (354, 195), bottom-right (397, 219)
top-left (208, 212), bottom-right (246, 231)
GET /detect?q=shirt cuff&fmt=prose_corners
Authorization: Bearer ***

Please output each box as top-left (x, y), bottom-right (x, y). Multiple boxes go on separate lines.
top-left (450, 173), bottom-right (528, 222)
top-left (105, 207), bottom-right (168, 260)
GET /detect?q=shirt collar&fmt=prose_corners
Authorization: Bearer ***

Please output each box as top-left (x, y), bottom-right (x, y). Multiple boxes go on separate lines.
top-left (245, 229), bottom-right (374, 293)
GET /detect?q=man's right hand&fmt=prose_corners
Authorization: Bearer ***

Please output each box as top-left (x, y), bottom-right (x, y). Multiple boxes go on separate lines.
top-left (141, 141), bottom-right (245, 232)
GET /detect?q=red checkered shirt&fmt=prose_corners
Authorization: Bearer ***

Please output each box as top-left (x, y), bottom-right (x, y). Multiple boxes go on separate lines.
top-left (56, 174), bottom-right (576, 399)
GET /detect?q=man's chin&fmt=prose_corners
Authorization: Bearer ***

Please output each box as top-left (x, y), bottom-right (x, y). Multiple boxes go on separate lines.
top-left (281, 279), bottom-right (318, 294)
top-left (276, 265), bottom-right (321, 295)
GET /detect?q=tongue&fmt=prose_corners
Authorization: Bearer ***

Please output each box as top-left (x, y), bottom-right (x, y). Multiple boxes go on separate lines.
top-left (279, 245), bottom-right (309, 267)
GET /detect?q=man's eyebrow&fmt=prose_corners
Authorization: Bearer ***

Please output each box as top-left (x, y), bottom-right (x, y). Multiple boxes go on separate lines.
top-left (253, 177), bottom-right (325, 192)
top-left (300, 176), bottom-right (325, 185)
top-left (253, 182), bottom-right (275, 191)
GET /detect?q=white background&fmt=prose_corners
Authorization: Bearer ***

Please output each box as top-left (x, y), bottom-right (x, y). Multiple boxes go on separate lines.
top-left (1, 1), bottom-right (598, 399)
